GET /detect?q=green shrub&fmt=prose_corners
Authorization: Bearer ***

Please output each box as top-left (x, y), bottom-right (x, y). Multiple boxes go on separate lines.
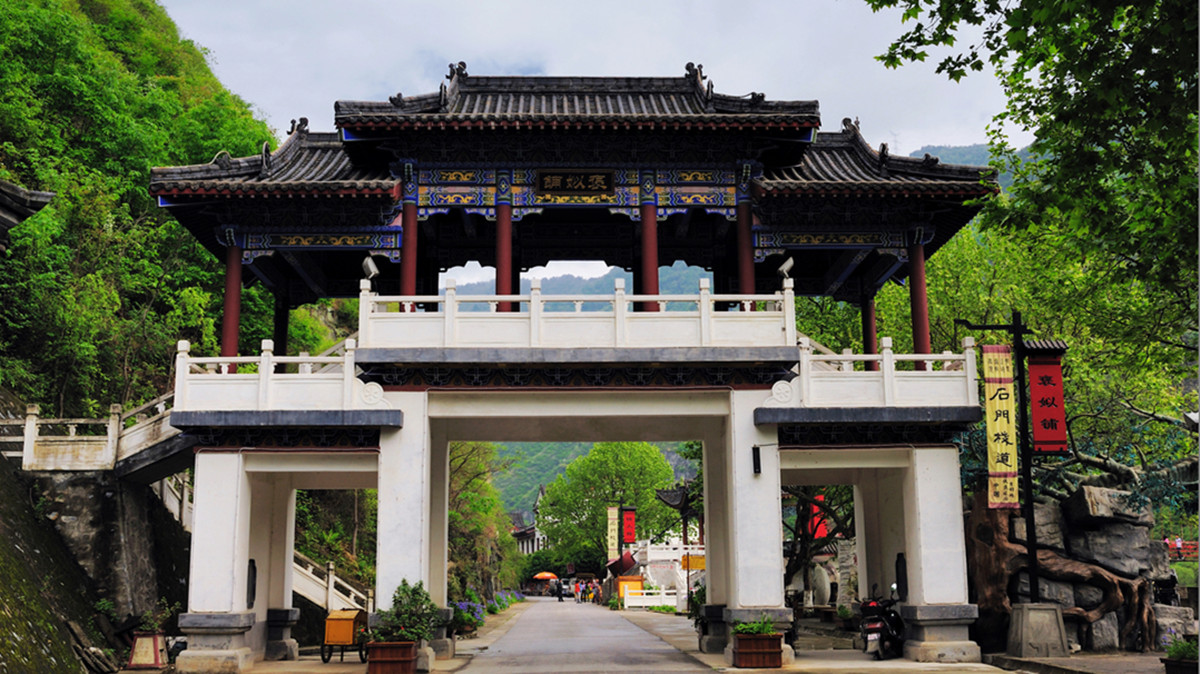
top-left (367, 580), bottom-right (440, 643)
top-left (1172, 561), bottom-right (1197, 587)
top-left (730, 613), bottom-right (778, 635)
top-left (1162, 629), bottom-right (1199, 660)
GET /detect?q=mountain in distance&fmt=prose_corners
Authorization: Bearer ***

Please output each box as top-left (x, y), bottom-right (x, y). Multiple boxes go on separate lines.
top-left (911, 143), bottom-right (1033, 190)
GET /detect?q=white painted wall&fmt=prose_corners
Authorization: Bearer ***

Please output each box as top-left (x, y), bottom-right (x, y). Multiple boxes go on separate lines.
top-left (903, 446), bottom-right (969, 605)
top-left (189, 452), bottom-right (252, 612)
top-left (375, 394), bottom-right (431, 610)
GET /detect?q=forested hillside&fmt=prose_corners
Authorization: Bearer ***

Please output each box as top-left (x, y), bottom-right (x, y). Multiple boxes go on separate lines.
top-left (0, 0), bottom-right (277, 416)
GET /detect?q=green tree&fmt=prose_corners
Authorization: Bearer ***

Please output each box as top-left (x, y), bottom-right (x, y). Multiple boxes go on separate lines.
top-left (446, 441), bottom-right (520, 601)
top-left (537, 442), bottom-right (677, 574)
top-left (865, 0), bottom-right (1197, 308)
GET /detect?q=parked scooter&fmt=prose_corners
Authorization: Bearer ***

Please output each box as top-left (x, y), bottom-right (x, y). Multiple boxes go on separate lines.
top-left (859, 584), bottom-right (905, 660)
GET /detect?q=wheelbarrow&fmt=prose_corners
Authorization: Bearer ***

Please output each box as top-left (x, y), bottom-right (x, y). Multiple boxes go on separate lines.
top-left (321, 608), bottom-right (368, 663)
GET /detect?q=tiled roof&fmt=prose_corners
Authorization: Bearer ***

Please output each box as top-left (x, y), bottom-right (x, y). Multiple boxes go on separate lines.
top-left (757, 119), bottom-right (998, 197)
top-left (335, 63), bottom-right (819, 130)
top-left (0, 179), bottom-right (54, 231)
top-left (148, 127), bottom-right (394, 198)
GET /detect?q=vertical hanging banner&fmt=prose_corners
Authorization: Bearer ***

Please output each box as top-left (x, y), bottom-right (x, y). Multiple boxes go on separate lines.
top-left (621, 506), bottom-right (637, 544)
top-left (1028, 353), bottom-right (1071, 456)
top-left (983, 345), bottom-right (1020, 509)
top-left (606, 506), bottom-right (619, 560)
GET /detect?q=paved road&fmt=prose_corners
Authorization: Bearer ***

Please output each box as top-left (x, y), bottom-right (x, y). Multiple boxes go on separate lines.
top-left (458, 597), bottom-right (709, 673)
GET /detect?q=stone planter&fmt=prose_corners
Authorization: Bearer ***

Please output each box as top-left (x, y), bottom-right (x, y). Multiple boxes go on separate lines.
top-left (125, 631), bottom-right (167, 669)
top-left (367, 641), bottom-right (417, 674)
top-left (732, 633), bottom-right (782, 668)
top-left (1161, 657), bottom-right (1198, 674)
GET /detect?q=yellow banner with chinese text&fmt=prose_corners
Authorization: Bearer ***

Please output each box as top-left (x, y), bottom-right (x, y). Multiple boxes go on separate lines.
top-left (983, 345), bottom-right (1020, 509)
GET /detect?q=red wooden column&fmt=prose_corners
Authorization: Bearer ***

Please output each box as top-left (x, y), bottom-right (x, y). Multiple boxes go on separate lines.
top-left (908, 241), bottom-right (931, 370)
top-left (736, 201), bottom-right (755, 295)
top-left (862, 297), bottom-right (879, 371)
top-left (496, 172), bottom-right (514, 312)
top-left (220, 243), bottom-right (242, 358)
top-left (639, 171), bottom-right (660, 311)
top-left (400, 200), bottom-right (419, 297)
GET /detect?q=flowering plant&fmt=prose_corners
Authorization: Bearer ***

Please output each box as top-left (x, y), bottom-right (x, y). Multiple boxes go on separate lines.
top-left (1162, 629), bottom-right (1198, 660)
top-left (451, 600), bottom-right (485, 632)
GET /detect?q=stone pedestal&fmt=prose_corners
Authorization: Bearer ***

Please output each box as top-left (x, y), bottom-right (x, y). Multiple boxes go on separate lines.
top-left (1006, 603), bottom-right (1069, 657)
top-left (698, 603), bottom-right (728, 654)
top-left (900, 604), bottom-right (981, 663)
top-left (265, 607), bottom-right (299, 661)
top-left (430, 607), bottom-right (455, 660)
top-left (175, 612), bottom-right (256, 673)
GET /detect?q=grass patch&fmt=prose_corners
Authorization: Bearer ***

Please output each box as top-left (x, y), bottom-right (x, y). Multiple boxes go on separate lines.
top-left (1171, 561), bottom-right (1197, 587)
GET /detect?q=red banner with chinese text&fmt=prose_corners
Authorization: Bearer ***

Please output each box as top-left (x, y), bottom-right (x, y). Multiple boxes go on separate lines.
top-left (621, 508), bottom-right (636, 544)
top-left (983, 345), bottom-right (1019, 509)
top-left (1028, 354), bottom-right (1071, 456)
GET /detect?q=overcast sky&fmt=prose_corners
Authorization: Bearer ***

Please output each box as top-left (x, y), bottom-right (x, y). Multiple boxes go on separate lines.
top-left (157, 0), bottom-right (1026, 282)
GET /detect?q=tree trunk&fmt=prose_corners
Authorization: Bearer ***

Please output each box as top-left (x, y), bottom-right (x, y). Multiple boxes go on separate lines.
top-left (965, 489), bottom-right (1156, 652)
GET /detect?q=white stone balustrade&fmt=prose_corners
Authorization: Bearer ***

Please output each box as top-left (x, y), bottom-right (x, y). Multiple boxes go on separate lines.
top-left (762, 336), bottom-right (979, 409)
top-left (173, 339), bottom-right (374, 412)
top-left (357, 278), bottom-right (798, 349)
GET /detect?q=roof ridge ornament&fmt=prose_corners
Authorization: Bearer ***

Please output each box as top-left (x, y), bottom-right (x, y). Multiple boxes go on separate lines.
top-left (878, 143), bottom-right (890, 177)
top-left (447, 61), bottom-right (468, 80)
top-left (388, 92), bottom-right (403, 107)
top-left (212, 150), bottom-right (232, 170)
top-left (287, 117), bottom-right (309, 135)
top-left (259, 142), bottom-right (271, 178)
top-left (842, 117), bottom-right (860, 133)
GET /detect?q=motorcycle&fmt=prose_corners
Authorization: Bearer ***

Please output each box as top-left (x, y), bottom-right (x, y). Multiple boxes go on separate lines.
top-left (859, 584), bottom-right (905, 660)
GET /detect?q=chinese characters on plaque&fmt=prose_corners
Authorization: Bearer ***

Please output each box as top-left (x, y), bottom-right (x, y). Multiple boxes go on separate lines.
top-left (621, 507), bottom-right (637, 545)
top-left (536, 170), bottom-right (615, 197)
top-left (983, 345), bottom-right (1020, 509)
top-left (1028, 354), bottom-right (1071, 456)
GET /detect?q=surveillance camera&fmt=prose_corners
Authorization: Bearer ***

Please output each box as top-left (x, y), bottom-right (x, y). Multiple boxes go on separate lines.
top-left (362, 255), bottom-right (380, 280)
top-left (777, 257), bottom-right (794, 279)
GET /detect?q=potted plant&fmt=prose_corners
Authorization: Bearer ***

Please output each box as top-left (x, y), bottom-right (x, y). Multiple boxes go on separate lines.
top-left (126, 598), bottom-right (180, 670)
top-left (836, 604), bottom-right (856, 631)
top-left (366, 580), bottom-right (440, 674)
top-left (1160, 628), bottom-right (1198, 674)
top-left (730, 613), bottom-right (783, 668)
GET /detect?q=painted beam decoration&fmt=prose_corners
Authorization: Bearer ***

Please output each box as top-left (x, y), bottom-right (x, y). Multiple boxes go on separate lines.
top-left (1028, 353), bottom-right (1071, 456)
top-left (983, 345), bottom-right (1019, 509)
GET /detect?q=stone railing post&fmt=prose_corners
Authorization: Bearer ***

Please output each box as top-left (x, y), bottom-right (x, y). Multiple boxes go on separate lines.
top-left (963, 336), bottom-right (978, 406)
top-left (798, 338), bottom-right (812, 405)
top-left (529, 278), bottom-right (542, 347)
top-left (367, 589), bottom-right (375, 613)
top-left (358, 280), bottom-right (372, 347)
top-left (106, 403), bottom-right (122, 466)
top-left (613, 278), bottom-right (626, 347)
top-left (782, 278), bottom-right (796, 345)
top-left (22, 404), bottom-right (39, 469)
top-left (443, 278), bottom-right (457, 347)
top-left (175, 340), bottom-right (191, 411)
top-left (881, 336), bottom-right (896, 406)
top-left (325, 561), bottom-right (335, 609)
top-left (259, 339), bottom-right (274, 410)
top-left (698, 278), bottom-right (712, 346)
top-left (342, 339), bottom-right (357, 409)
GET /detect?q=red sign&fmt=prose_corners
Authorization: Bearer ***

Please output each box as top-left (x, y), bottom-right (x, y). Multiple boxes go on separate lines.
top-left (809, 494), bottom-right (828, 538)
top-left (621, 508), bottom-right (636, 544)
top-left (1028, 354), bottom-right (1071, 456)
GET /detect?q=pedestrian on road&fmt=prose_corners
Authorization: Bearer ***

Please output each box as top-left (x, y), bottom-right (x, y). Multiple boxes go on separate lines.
top-left (574, 580), bottom-right (581, 603)
top-left (556, 580), bottom-right (564, 602)
top-left (1176, 536), bottom-right (1184, 559)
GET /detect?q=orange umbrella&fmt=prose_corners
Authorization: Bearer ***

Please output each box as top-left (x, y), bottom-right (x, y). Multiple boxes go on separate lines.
top-left (532, 571), bottom-right (558, 580)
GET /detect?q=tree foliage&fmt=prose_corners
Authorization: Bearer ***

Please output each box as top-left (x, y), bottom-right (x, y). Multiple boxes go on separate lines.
top-left (865, 0), bottom-right (1197, 308)
top-left (0, 0), bottom-right (277, 415)
top-left (537, 442), bottom-right (677, 575)
top-left (446, 441), bottom-right (521, 600)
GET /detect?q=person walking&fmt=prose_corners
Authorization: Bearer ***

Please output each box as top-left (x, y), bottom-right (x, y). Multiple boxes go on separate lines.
top-left (556, 580), bottom-right (564, 602)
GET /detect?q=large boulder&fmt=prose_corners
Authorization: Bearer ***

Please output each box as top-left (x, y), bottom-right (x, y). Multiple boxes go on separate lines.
top-left (1074, 583), bottom-right (1105, 610)
top-left (1014, 573), bottom-right (1075, 608)
top-left (1011, 502), bottom-right (1067, 551)
top-left (1085, 612), bottom-right (1120, 651)
top-left (1153, 604), bottom-right (1198, 640)
top-left (1067, 522), bottom-right (1153, 577)
top-left (1062, 486), bottom-right (1153, 528)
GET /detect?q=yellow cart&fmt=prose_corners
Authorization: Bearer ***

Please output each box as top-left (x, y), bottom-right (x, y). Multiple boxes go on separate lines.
top-left (321, 609), bottom-right (368, 663)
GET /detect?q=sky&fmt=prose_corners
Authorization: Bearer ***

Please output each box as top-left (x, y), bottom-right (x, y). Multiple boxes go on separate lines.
top-left (157, 0), bottom-right (1027, 283)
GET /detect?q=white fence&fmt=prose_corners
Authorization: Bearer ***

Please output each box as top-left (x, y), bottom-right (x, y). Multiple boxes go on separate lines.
top-left (292, 553), bottom-right (374, 612)
top-left (358, 278), bottom-right (797, 350)
top-left (624, 589), bottom-right (679, 610)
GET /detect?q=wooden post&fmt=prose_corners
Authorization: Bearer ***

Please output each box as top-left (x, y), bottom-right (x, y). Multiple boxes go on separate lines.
top-left (221, 244), bottom-right (242, 362)
top-left (272, 293), bottom-right (289, 372)
top-left (640, 202), bottom-right (659, 311)
top-left (908, 241), bottom-right (931, 369)
top-left (736, 202), bottom-right (755, 295)
top-left (862, 297), bottom-right (879, 371)
top-left (496, 203), bottom-right (513, 312)
top-left (400, 201), bottom-right (419, 298)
